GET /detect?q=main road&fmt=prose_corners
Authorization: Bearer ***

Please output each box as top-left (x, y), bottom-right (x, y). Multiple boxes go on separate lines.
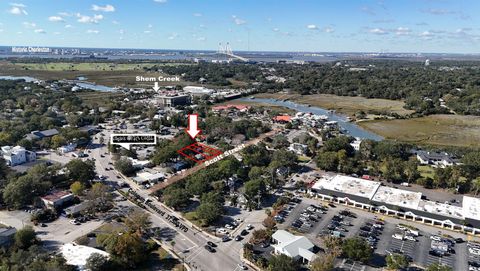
top-left (89, 127), bottom-right (260, 271)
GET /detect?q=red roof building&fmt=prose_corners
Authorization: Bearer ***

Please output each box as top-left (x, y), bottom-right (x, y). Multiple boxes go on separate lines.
top-left (212, 104), bottom-right (250, 112)
top-left (273, 115), bottom-right (292, 122)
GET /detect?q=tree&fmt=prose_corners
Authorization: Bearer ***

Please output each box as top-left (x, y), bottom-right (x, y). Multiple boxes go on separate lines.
top-left (86, 183), bottom-right (113, 212)
top-left (125, 209), bottom-right (151, 235)
top-left (386, 253), bottom-right (409, 270)
top-left (426, 263), bottom-right (452, 271)
top-left (66, 159), bottom-right (95, 184)
top-left (114, 157), bottom-right (136, 176)
top-left (471, 177), bottom-right (480, 195)
top-left (262, 216), bottom-right (276, 229)
top-left (251, 229), bottom-right (270, 244)
top-left (341, 237), bottom-right (373, 264)
top-left (268, 254), bottom-right (300, 271)
top-left (3, 174), bottom-right (50, 209)
top-left (14, 226), bottom-right (38, 249)
top-left (196, 202), bottom-right (223, 225)
top-left (163, 188), bottom-right (190, 209)
top-left (51, 135), bottom-right (67, 148)
top-left (70, 181), bottom-right (85, 196)
top-left (316, 151), bottom-right (339, 171)
top-left (85, 253), bottom-right (110, 271)
top-left (97, 231), bottom-right (146, 268)
top-left (311, 253), bottom-right (336, 271)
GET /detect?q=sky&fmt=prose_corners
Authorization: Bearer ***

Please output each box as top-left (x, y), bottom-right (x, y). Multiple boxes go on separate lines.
top-left (0, 0), bottom-right (479, 53)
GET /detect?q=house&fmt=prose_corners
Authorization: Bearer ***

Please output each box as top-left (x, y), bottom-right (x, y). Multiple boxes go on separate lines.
top-left (0, 227), bottom-right (16, 247)
top-left (288, 143), bottom-right (308, 155)
top-left (416, 150), bottom-right (458, 168)
top-left (350, 137), bottom-right (362, 151)
top-left (25, 128), bottom-right (59, 141)
top-left (41, 190), bottom-right (74, 209)
top-left (271, 230), bottom-right (316, 264)
top-left (58, 143), bottom-right (77, 154)
top-left (1, 146), bottom-right (36, 166)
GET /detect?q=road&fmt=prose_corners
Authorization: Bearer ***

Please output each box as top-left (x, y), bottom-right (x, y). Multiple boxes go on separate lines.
top-left (90, 128), bottom-right (249, 271)
top-left (148, 128), bottom-right (280, 193)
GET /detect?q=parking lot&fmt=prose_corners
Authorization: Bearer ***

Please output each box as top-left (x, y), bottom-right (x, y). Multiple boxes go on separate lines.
top-left (276, 196), bottom-right (474, 270)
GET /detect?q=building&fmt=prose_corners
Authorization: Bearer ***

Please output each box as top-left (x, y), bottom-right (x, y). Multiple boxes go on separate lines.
top-left (64, 201), bottom-right (90, 217)
top-left (311, 174), bottom-right (480, 235)
top-left (58, 143), bottom-right (77, 154)
top-left (61, 243), bottom-right (109, 270)
top-left (288, 143), bottom-right (308, 155)
top-left (350, 137), bottom-right (362, 151)
top-left (41, 190), bottom-right (74, 209)
top-left (25, 128), bottom-right (59, 141)
top-left (1, 146), bottom-right (36, 166)
top-left (155, 94), bottom-right (190, 107)
top-left (415, 150), bottom-right (458, 167)
top-left (183, 86), bottom-right (214, 96)
top-left (132, 171), bottom-right (165, 184)
top-left (212, 104), bottom-right (250, 113)
top-left (0, 227), bottom-right (16, 247)
top-left (271, 230), bottom-right (316, 264)
top-left (273, 115), bottom-right (292, 123)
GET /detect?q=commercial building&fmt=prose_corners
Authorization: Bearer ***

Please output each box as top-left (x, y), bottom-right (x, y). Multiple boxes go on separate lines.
top-left (1, 145), bottom-right (36, 166)
top-left (25, 128), bottom-right (59, 141)
top-left (41, 190), bottom-right (74, 209)
top-left (183, 86), bottom-right (214, 96)
top-left (154, 94), bottom-right (190, 107)
top-left (61, 243), bottom-right (109, 270)
top-left (58, 143), bottom-right (77, 154)
top-left (311, 174), bottom-right (480, 235)
top-left (271, 230), bottom-right (316, 264)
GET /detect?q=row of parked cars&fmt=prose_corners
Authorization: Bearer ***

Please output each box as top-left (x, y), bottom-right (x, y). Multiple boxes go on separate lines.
top-left (429, 235), bottom-right (457, 257)
top-left (359, 218), bottom-right (384, 250)
top-left (291, 204), bottom-right (327, 232)
top-left (392, 225), bottom-right (419, 242)
top-left (468, 242), bottom-right (480, 270)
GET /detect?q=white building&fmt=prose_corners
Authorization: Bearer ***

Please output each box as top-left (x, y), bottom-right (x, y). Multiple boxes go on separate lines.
top-left (61, 243), bottom-right (109, 271)
top-left (58, 143), bottom-right (77, 154)
top-left (288, 143), bottom-right (308, 155)
top-left (183, 86), bottom-right (214, 96)
top-left (350, 137), bottom-right (362, 151)
top-left (311, 174), bottom-right (480, 235)
top-left (271, 230), bottom-right (316, 264)
top-left (1, 146), bottom-right (36, 166)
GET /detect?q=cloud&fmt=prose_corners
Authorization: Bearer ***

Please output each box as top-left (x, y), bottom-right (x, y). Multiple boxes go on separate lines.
top-left (144, 30), bottom-right (151, 34)
top-left (419, 31), bottom-right (434, 38)
top-left (193, 13), bottom-right (202, 17)
top-left (421, 8), bottom-right (455, 15)
top-left (118, 29), bottom-right (125, 34)
top-left (65, 24), bottom-right (72, 28)
top-left (92, 4), bottom-right (115, 12)
top-left (153, 0), bottom-right (167, 3)
top-left (48, 16), bottom-right (64, 22)
top-left (373, 19), bottom-right (394, 24)
top-left (168, 32), bottom-right (178, 40)
top-left (9, 3), bottom-right (28, 15)
top-left (323, 26), bottom-right (334, 33)
top-left (53, 32), bottom-right (61, 35)
top-left (361, 6), bottom-right (376, 16)
top-left (416, 22), bottom-right (428, 26)
top-left (197, 37), bottom-right (206, 41)
top-left (232, 15), bottom-right (246, 25)
top-left (58, 12), bottom-right (71, 17)
top-left (34, 29), bottom-right (46, 34)
top-left (272, 28), bottom-right (280, 32)
top-left (22, 21), bottom-right (36, 28)
top-left (148, 24), bottom-right (153, 28)
top-left (77, 14), bottom-right (103, 24)
top-left (369, 28), bottom-right (388, 35)
top-left (86, 29), bottom-right (99, 34)
top-left (306, 24), bottom-right (318, 30)
top-left (394, 27), bottom-right (411, 36)
top-left (112, 20), bottom-right (119, 25)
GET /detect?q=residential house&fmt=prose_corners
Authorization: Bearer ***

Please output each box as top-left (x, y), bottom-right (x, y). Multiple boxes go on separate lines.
top-left (25, 129), bottom-right (59, 141)
top-left (58, 143), bottom-right (77, 154)
top-left (288, 143), bottom-right (308, 155)
top-left (1, 146), bottom-right (36, 166)
top-left (416, 150), bottom-right (458, 168)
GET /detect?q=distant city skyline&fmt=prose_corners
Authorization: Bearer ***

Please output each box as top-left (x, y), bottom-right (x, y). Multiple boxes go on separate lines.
top-left (0, 0), bottom-right (479, 54)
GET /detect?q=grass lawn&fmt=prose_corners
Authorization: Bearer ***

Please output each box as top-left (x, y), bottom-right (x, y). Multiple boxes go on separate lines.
top-left (75, 91), bottom-right (126, 107)
top-left (359, 114), bottom-right (480, 147)
top-left (136, 247), bottom-right (185, 271)
top-left (418, 165), bottom-right (435, 179)
top-left (254, 92), bottom-right (414, 116)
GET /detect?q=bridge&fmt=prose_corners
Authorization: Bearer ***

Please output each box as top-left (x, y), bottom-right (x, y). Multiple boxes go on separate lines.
top-left (216, 42), bottom-right (249, 62)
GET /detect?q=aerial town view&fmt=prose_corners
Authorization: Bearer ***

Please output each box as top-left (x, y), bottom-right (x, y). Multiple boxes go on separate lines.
top-left (1, 0), bottom-right (480, 271)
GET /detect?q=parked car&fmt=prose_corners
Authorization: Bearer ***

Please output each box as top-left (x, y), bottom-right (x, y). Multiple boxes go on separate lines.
top-left (207, 241), bottom-right (217, 247)
top-left (241, 230), bottom-right (249, 236)
top-left (235, 235), bottom-right (243, 241)
top-left (246, 224), bottom-right (254, 230)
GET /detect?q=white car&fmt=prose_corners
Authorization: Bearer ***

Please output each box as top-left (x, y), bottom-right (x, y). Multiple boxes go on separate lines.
top-left (392, 234), bottom-right (404, 240)
top-left (237, 263), bottom-right (248, 270)
top-left (69, 220), bottom-right (80, 225)
top-left (430, 235), bottom-right (442, 241)
top-left (246, 224), bottom-right (254, 230)
top-left (217, 228), bottom-right (228, 234)
top-left (405, 236), bottom-right (416, 242)
top-left (396, 225), bottom-right (407, 231)
top-left (225, 224), bottom-right (234, 230)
